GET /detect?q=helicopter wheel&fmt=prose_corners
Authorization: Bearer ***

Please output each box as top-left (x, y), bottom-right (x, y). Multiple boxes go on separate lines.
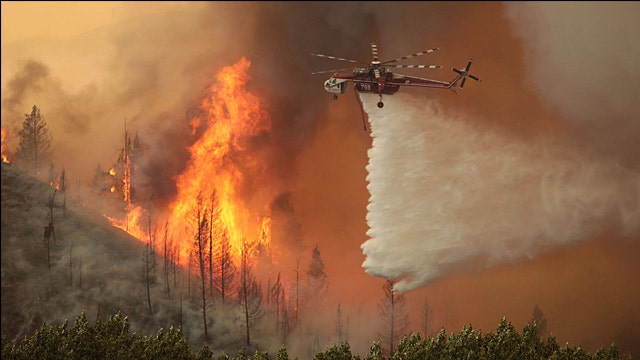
top-left (333, 94), bottom-right (338, 100)
top-left (377, 101), bottom-right (384, 108)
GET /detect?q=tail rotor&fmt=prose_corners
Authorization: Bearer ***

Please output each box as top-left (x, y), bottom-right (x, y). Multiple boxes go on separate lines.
top-left (452, 59), bottom-right (481, 89)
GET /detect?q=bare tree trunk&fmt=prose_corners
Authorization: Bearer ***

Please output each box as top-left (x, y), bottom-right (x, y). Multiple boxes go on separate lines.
top-left (390, 287), bottom-right (395, 355)
top-left (163, 222), bottom-right (170, 299)
top-left (421, 297), bottom-right (432, 337)
top-left (44, 189), bottom-right (56, 271)
top-left (295, 258), bottom-right (300, 327)
top-left (241, 240), bottom-right (250, 346)
top-left (69, 241), bottom-right (73, 287)
top-left (193, 193), bottom-right (209, 340)
top-left (78, 259), bottom-right (83, 288)
top-left (145, 243), bottom-right (153, 315)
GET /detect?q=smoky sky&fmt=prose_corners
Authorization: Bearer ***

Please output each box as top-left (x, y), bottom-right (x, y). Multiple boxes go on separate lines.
top-left (2, 1), bottom-right (639, 356)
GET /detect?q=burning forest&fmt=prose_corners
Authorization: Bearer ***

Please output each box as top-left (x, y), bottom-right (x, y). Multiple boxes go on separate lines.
top-left (2, 2), bottom-right (639, 359)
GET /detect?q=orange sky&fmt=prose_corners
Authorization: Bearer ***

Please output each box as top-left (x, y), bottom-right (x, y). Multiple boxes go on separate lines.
top-left (1, 2), bottom-right (638, 356)
top-left (1, 1), bottom-right (201, 44)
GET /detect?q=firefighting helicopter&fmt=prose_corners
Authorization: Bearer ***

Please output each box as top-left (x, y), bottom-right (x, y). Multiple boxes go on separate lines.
top-left (311, 42), bottom-right (481, 108)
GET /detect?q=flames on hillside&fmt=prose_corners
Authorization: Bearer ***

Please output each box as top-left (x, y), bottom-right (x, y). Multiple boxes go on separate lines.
top-left (106, 58), bottom-right (273, 267)
top-left (2, 127), bottom-right (10, 164)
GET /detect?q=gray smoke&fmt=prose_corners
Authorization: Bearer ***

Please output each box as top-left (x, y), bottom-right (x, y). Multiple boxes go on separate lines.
top-left (361, 1), bottom-right (640, 292)
top-left (360, 92), bottom-right (640, 292)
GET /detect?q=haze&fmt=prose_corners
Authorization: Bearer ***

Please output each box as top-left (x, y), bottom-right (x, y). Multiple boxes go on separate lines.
top-left (2, 1), bottom-right (639, 357)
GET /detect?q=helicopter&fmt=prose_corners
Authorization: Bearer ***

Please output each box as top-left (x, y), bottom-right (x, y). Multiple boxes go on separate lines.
top-left (311, 43), bottom-right (481, 108)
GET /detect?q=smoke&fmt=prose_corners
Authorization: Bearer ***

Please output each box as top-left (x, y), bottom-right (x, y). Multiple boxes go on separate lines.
top-left (3, 1), bottom-right (640, 356)
top-left (360, 92), bottom-right (640, 292)
top-left (360, 2), bottom-right (640, 294)
top-left (503, 2), bottom-right (640, 169)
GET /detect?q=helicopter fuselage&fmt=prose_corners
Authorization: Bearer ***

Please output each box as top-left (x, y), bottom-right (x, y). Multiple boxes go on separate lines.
top-left (324, 67), bottom-right (401, 96)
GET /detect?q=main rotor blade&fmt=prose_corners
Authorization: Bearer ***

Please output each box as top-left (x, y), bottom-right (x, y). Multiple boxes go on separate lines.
top-left (311, 68), bottom-right (352, 75)
top-left (469, 74), bottom-right (481, 82)
top-left (381, 48), bottom-right (439, 65)
top-left (310, 53), bottom-right (358, 63)
top-left (388, 64), bottom-right (442, 69)
top-left (371, 43), bottom-right (379, 63)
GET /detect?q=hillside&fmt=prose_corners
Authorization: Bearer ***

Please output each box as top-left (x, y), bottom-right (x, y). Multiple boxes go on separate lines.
top-left (1, 162), bottom-right (284, 355)
top-left (1, 162), bottom-right (148, 335)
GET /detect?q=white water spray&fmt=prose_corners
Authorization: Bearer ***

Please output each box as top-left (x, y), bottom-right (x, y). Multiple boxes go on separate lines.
top-left (360, 92), bottom-right (640, 292)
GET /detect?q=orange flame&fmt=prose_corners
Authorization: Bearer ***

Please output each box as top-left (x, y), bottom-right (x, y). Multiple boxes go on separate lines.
top-left (1, 127), bottom-right (10, 164)
top-left (169, 57), bottom-right (271, 265)
top-left (122, 154), bottom-right (131, 204)
top-left (105, 205), bottom-right (145, 238)
top-left (259, 215), bottom-right (272, 250)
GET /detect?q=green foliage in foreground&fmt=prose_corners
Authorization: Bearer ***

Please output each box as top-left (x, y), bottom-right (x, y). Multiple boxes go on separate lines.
top-left (1, 312), bottom-right (631, 360)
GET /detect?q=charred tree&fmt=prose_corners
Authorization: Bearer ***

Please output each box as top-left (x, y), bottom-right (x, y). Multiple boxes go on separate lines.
top-left (147, 196), bottom-right (157, 280)
top-left (531, 304), bottom-right (548, 336)
top-left (142, 199), bottom-right (157, 316)
top-left (191, 192), bottom-right (210, 340)
top-left (173, 243), bottom-right (180, 290)
top-left (15, 105), bottom-right (52, 176)
top-left (78, 259), bottom-right (83, 289)
top-left (304, 244), bottom-right (328, 303)
top-left (378, 278), bottom-right (409, 356)
top-left (68, 240), bottom-right (73, 287)
top-left (281, 294), bottom-right (291, 344)
top-left (90, 162), bottom-right (110, 196)
top-left (162, 221), bottom-right (171, 300)
top-left (207, 190), bottom-right (221, 298)
top-left (302, 244), bottom-right (329, 346)
top-left (269, 272), bottom-right (283, 332)
top-left (214, 229), bottom-right (237, 306)
top-left (58, 168), bottom-right (67, 218)
top-left (113, 122), bottom-right (132, 206)
top-left (336, 302), bottom-right (344, 344)
top-left (421, 296), bottom-right (433, 338)
top-left (238, 238), bottom-right (263, 347)
top-left (43, 188), bottom-right (57, 271)
top-left (294, 257), bottom-right (301, 328)
top-left (142, 239), bottom-right (154, 315)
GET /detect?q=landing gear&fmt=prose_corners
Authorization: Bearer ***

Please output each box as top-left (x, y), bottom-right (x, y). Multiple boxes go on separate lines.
top-left (333, 94), bottom-right (338, 100)
top-left (377, 95), bottom-right (384, 108)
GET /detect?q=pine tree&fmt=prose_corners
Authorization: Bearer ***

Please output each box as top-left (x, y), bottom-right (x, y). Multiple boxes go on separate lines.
top-left (90, 162), bottom-right (109, 193)
top-left (302, 244), bottom-right (329, 354)
top-left (304, 244), bottom-right (328, 303)
top-left (531, 304), bottom-right (548, 336)
top-left (15, 105), bottom-right (52, 175)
